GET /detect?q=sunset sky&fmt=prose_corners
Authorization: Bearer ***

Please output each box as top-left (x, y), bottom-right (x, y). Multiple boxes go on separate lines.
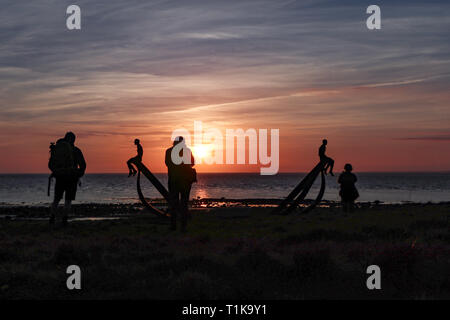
top-left (0, 0), bottom-right (449, 173)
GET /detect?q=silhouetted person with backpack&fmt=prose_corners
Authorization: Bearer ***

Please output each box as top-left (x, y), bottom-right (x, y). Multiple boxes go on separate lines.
top-left (127, 139), bottom-right (143, 177)
top-left (319, 139), bottom-right (334, 176)
top-left (48, 132), bottom-right (86, 226)
top-left (338, 163), bottom-right (359, 212)
top-left (165, 136), bottom-right (196, 232)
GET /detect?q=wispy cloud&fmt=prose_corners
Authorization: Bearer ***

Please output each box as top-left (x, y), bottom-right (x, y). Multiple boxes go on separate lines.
top-left (0, 0), bottom-right (449, 172)
top-left (397, 135), bottom-right (450, 141)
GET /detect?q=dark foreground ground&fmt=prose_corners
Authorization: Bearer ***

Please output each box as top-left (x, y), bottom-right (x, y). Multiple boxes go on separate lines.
top-left (0, 201), bottom-right (449, 299)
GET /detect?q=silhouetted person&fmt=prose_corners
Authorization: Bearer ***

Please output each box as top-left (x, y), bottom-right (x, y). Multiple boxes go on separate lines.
top-left (319, 139), bottom-right (334, 176)
top-left (338, 163), bottom-right (359, 212)
top-left (165, 136), bottom-right (196, 232)
top-left (127, 139), bottom-right (143, 177)
top-left (48, 132), bottom-right (86, 226)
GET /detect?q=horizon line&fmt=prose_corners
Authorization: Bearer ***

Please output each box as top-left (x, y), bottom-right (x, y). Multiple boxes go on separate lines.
top-left (1, 171), bottom-right (450, 175)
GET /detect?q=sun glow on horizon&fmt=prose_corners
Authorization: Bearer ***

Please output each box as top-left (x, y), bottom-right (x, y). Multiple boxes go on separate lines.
top-left (192, 144), bottom-right (212, 161)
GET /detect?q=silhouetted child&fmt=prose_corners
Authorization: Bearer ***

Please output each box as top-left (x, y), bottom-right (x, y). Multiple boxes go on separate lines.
top-left (338, 163), bottom-right (359, 212)
top-left (127, 139), bottom-right (143, 177)
top-left (319, 139), bottom-right (334, 176)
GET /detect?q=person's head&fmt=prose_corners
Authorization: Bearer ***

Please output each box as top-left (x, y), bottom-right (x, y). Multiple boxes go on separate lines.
top-left (173, 136), bottom-right (184, 146)
top-left (64, 132), bottom-right (76, 145)
top-left (344, 163), bottom-right (353, 172)
top-left (134, 138), bottom-right (140, 145)
top-left (322, 139), bottom-right (327, 145)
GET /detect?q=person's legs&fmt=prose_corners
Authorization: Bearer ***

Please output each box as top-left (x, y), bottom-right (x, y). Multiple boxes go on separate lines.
top-left (322, 157), bottom-right (334, 175)
top-left (171, 191), bottom-right (180, 231)
top-left (50, 198), bottom-right (60, 224)
top-left (62, 199), bottom-right (72, 226)
top-left (62, 178), bottom-right (77, 226)
top-left (349, 201), bottom-right (355, 213)
top-left (50, 178), bottom-right (64, 224)
top-left (328, 158), bottom-right (335, 176)
top-left (168, 181), bottom-right (179, 231)
top-left (179, 184), bottom-right (192, 232)
top-left (127, 158), bottom-right (137, 177)
top-left (345, 201), bottom-right (351, 212)
top-left (320, 157), bottom-right (330, 174)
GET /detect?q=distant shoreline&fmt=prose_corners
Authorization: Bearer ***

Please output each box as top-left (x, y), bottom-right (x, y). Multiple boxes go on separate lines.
top-left (1, 199), bottom-right (450, 213)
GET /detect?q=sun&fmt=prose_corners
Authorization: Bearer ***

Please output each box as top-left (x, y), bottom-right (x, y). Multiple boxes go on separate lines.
top-left (192, 144), bottom-right (211, 160)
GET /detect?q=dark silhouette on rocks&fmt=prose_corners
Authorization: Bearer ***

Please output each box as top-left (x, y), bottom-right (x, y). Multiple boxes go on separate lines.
top-left (319, 139), bottom-right (334, 176)
top-left (338, 163), bottom-right (359, 212)
top-left (127, 139), bottom-right (143, 177)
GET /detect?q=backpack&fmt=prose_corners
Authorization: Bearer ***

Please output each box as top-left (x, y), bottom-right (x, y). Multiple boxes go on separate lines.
top-left (48, 138), bottom-right (76, 176)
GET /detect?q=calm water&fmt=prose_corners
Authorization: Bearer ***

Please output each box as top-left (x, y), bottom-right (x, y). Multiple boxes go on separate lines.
top-left (0, 173), bottom-right (449, 205)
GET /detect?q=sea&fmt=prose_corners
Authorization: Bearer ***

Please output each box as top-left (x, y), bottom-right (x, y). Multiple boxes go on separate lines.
top-left (0, 172), bottom-right (450, 205)
top-left (0, 172), bottom-right (449, 206)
